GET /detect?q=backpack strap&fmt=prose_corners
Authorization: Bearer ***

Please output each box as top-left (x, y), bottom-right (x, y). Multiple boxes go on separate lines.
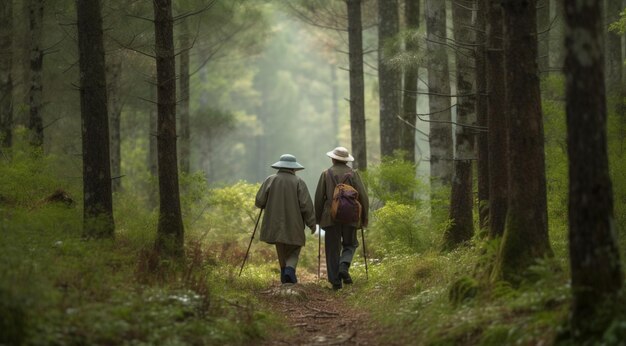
top-left (326, 169), bottom-right (338, 185)
top-left (326, 169), bottom-right (353, 185)
top-left (341, 172), bottom-right (353, 184)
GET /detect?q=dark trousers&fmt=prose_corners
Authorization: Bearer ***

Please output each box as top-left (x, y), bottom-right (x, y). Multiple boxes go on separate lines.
top-left (275, 243), bottom-right (301, 269)
top-left (324, 225), bottom-right (358, 285)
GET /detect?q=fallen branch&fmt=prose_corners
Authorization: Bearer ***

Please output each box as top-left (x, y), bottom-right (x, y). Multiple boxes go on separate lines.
top-left (305, 304), bottom-right (339, 315)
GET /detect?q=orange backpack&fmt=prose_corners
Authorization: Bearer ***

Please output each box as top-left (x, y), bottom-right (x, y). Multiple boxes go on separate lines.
top-left (327, 170), bottom-right (362, 225)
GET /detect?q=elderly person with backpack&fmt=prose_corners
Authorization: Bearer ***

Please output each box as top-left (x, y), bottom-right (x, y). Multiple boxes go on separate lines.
top-left (255, 154), bottom-right (316, 284)
top-left (314, 147), bottom-right (369, 290)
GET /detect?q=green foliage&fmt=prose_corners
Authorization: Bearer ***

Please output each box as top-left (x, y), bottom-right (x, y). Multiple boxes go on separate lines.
top-left (608, 112), bottom-right (626, 262)
top-left (370, 201), bottom-right (435, 254)
top-left (0, 152), bottom-right (282, 345)
top-left (361, 154), bottom-right (441, 257)
top-left (541, 75), bottom-right (569, 260)
top-left (203, 181), bottom-right (261, 242)
top-left (351, 246), bottom-right (571, 346)
top-left (0, 285), bottom-right (27, 345)
top-left (363, 151), bottom-right (425, 206)
top-left (0, 129), bottom-right (71, 207)
top-left (448, 276), bottom-right (479, 306)
top-left (609, 9), bottom-right (626, 34)
top-left (386, 27), bottom-right (428, 73)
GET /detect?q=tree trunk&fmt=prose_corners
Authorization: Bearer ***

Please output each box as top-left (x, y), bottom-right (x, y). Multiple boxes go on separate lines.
top-left (564, 0), bottom-right (624, 340)
top-left (605, 0), bottom-right (625, 145)
top-left (0, 0), bottom-right (13, 151)
top-left (400, 0), bottom-right (419, 163)
top-left (486, 1), bottom-right (508, 239)
top-left (154, 0), bottom-right (184, 257)
top-left (378, 0), bottom-right (400, 158)
top-left (76, 0), bottom-right (115, 238)
top-left (330, 64), bottom-right (340, 147)
top-left (19, 0), bottom-right (30, 109)
top-left (537, 0), bottom-right (550, 73)
top-left (148, 75), bottom-right (158, 211)
top-left (605, 0), bottom-right (622, 100)
top-left (476, 0), bottom-right (489, 230)
top-left (179, 20), bottom-right (191, 175)
top-left (107, 52), bottom-right (123, 192)
top-left (425, 0), bottom-right (453, 190)
top-left (148, 75), bottom-right (158, 177)
top-left (347, 0), bottom-right (367, 170)
top-left (493, 0), bottom-right (552, 282)
top-left (444, 0), bottom-right (475, 249)
top-left (549, 0), bottom-right (565, 71)
top-left (28, 0), bottom-right (44, 148)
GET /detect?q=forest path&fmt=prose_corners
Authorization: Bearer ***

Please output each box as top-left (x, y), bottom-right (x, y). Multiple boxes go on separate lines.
top-left (258, 268), bottom-right (393, 346)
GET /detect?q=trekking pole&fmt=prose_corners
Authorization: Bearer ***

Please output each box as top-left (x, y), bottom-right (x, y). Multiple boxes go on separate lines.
top-left (361, 227), bottom-right (369, 281)
top-left (238, 208), bottom-right (263, 277)
top-left (317, 225), bottom-right (321, 280)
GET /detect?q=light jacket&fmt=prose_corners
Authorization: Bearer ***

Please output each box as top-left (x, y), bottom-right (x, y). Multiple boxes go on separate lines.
top-left (314, 163), bottom-right (369, 229)
top-left (255, 169), bottom-right (316, 246)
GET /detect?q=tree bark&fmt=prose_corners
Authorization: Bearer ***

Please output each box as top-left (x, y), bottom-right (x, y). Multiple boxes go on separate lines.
top-left (19, 0), bottom-right (30, 108)
top-left (549, 0), bottom-right (565, 71)
top-left (76, 0), bottom-right (115, 238)
top-left (400, 0), bottom-right (419, 163)
top-left (378, 0), bottom-right (400, 158)
top-left (476, 0), bottom-right (489, 230)
top-left (564, 0), bottom-right (624, 340)
top-left (330, 64), bottom-right (340, 147)
top-left (0, 0), bottom-right (13, 151)
top-left (28, 0), bottom-right (44, 148)
top-left (493, 0), bottom-right (552, 283)
top-left (107, 52), bottom-right (123, 192)
top-left (179, 20), bottom-right (191, 175)
top-left (425, 0), bottom-right (453, 190)
top-left (444, 0), bottom-right (476, 249)
top-left (605, 0), bottom-right (622, 99)
top-left (605, 0), bottom-right (625, 145)
top-left (154, 0), bottom-right (184, 257)
top-left (537, 0), bottom-right (550, 73)
top-left (486, 1), bottom-right (508, 239)
top-left (346, 0), bottom-right (367, 170)
top-left (148, 75), bottom-right (158, 177)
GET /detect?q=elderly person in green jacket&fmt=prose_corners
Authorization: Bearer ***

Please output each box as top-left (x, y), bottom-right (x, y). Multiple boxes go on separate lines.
top-left (255, 154), bottom-right (316, 284)
top-left (315, 147), bottom-right (369, 290)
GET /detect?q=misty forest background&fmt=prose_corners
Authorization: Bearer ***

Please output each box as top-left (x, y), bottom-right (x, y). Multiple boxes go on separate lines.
top-left (2, 0), bottom-right (626, 345)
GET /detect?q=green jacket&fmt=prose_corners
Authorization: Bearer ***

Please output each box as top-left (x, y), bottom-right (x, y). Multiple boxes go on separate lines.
top-left (314, 163), bottom-right (369, 229)
top-left (255, 169), bottom-right (316, 246)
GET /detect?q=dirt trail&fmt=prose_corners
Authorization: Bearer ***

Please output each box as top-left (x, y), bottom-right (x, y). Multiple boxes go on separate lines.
top-left (258, 269), bottom-right (392, 346)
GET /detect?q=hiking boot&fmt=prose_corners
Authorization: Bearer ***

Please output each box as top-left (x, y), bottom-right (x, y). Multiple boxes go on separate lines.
top-left (332, 283), bottom-right (342, 290)
top-left (338, 262), bottom-right (353, 284)
top-left (280, 267), bottom-right (286, 284)
top-left (284, 266), bottom-right (298, 284)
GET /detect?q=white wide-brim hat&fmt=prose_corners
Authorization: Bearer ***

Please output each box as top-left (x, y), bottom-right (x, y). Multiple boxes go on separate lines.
top-left (326, 146), bottom-right (354, 162)
top-left (271, 154), bottom-right (305, 170)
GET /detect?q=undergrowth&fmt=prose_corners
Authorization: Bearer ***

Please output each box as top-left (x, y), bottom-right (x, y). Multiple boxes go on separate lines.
top-left (0, 142), bottom-right (285, 345)
top-left (343, 76), bottom-right (626, 346)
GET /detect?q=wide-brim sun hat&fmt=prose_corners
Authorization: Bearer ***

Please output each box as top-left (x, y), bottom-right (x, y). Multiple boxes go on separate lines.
top-left (326, 146), bottom-right (354, 162)
top-left (271, 154), bottom-right (305, 170)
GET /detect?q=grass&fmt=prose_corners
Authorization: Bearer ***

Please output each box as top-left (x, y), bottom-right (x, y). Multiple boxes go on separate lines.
top-left (3, 117), bottom-right (626, 345)
top-left (0, 147), bottom-right (285, 345)
top-left (346, 244), bottom-right (573, 346)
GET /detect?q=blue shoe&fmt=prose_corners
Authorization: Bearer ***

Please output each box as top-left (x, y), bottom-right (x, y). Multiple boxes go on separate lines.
top-left (284, 266), bottom-right (298, 284)
top-left (280, 267), bottom-right (286, 284)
